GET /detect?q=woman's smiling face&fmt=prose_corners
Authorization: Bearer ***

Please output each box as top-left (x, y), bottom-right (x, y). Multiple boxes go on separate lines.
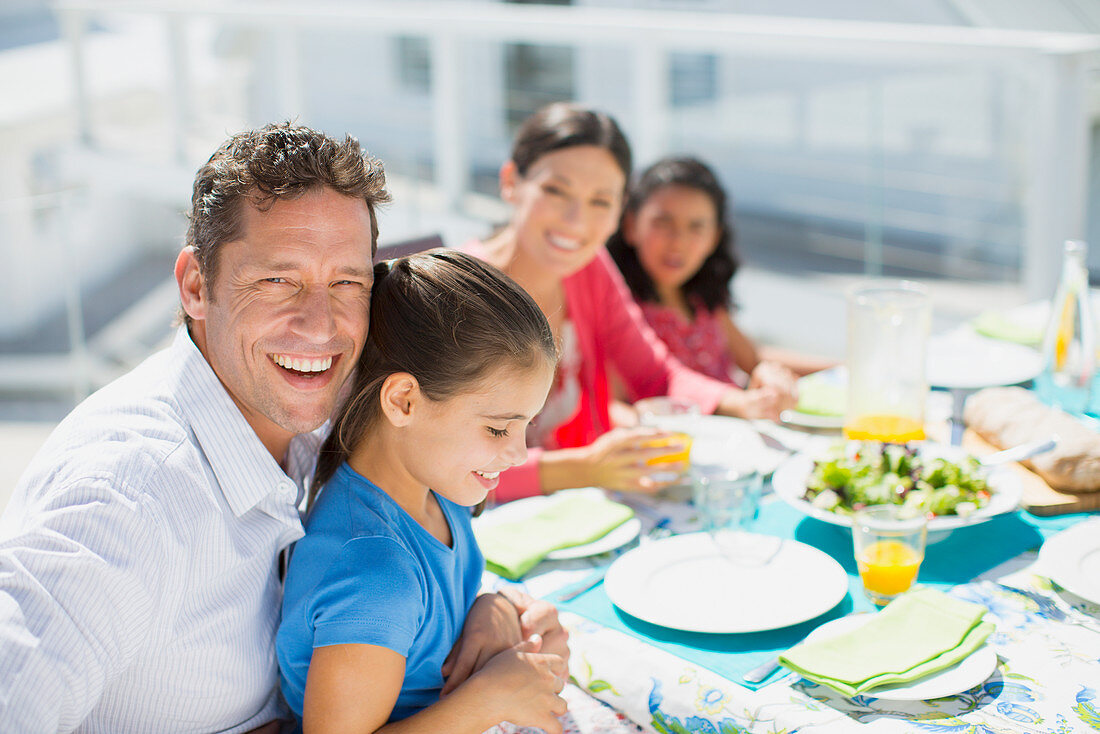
top-left (503, 145), bottom-right (626, 278)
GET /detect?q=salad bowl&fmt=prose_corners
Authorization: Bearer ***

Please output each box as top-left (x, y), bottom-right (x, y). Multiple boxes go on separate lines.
top-left (772, 441), bottom-right (1023, 540)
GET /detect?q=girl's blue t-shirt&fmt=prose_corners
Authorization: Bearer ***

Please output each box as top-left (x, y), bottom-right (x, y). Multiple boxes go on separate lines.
top-left (276, 463), bottom-right (484, 722)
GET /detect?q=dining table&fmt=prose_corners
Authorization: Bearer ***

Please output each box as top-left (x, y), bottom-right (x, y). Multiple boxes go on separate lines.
top-left (478, 427), bottom-right (1100, 734)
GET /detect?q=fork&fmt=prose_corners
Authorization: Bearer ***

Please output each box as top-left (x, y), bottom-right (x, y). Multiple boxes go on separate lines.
top-left (994, 582), bottom-right (1100, 633)
top-left (554, 519), bottom-right (672, 602)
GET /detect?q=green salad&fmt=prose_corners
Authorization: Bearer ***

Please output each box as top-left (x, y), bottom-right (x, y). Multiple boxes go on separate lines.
top-left (804, 442), bottom-right (993, 518)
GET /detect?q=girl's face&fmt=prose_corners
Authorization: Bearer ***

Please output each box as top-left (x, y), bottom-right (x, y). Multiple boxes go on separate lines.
top-left (503, 145), bottom-right (626, 278)
top-left (625, 185), bottom-right (721, 294)
top-left (403, 362), bottom-right (555, 506)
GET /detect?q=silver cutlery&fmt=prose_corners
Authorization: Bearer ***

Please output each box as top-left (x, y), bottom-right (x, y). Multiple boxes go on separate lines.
top-left (978, 436), bottom-right (1057, 467)
top-left (554, 519), bottom-right (671, 602)
top-left (994, 582), bottom-right (1100, 633)
top-left (741, 655), bottom-right (785, 685)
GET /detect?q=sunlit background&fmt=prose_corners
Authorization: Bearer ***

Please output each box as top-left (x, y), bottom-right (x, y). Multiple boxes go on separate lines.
top-left (1, 0), bottom-right (1098, 438)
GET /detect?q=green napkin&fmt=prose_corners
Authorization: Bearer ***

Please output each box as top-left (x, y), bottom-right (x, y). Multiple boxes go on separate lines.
top-left (972, 309), bottom-right (1043, 347)
top-left (476, 494), bottom-right (634, 580)
top-left (779, 588), bottom-right (994, 697)
top-left (796, 372), bottom-right (847, 417)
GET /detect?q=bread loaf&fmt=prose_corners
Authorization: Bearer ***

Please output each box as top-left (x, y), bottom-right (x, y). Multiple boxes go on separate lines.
top-left (963, 387), bottom-right (1100, 492)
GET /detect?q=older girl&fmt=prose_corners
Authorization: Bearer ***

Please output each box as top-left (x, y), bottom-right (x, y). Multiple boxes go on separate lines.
top-left (607, 156), bottom-right (831, 384)
top-left (276, 250), bottom-right (566, 733)
top-left (465, 103), bottom-right (796, 503)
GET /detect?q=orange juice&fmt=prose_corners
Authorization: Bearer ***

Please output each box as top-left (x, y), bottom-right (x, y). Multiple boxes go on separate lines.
top-left (643, 432), bottom-right (693, 466)
top-left (844, 414), bottom-right (925, 443)
top-left (857, 540), bottom-right (922, 602)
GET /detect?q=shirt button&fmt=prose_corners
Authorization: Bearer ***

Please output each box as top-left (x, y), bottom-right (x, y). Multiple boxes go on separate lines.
top-left (277, 481), bottom-right (296, 498)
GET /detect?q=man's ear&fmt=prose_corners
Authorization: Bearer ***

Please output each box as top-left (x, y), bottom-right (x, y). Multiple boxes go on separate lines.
top-left (379, 373), bottom-right (419, 428)
top-left (175, 247), bottom-right (207, 321)
top-left (499, 160), bottom-right (519, 203)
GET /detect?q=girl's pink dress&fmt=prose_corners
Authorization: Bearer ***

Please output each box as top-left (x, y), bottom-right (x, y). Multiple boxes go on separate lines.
top-left (638, 300), bottom-right (738, 384)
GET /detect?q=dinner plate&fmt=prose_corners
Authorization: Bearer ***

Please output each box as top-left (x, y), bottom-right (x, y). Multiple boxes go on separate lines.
top-left (926, 331), bottom-right (1042, 390)
top-left (1037, 518), bottom-right (1100, 605)
top-left (603, 531), bottom-right (848, 633)
top-left (799, 614), bottom-right (998, 700)
top-left (771, 443), bottom-right (1023, 534)
top-left (783, 367), bottom-right (846, 430)
top-left (474, 488), bottom-right (641, 561)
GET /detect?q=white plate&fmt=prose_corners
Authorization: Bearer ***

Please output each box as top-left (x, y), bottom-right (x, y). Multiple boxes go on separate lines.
top-left (604, 531), bottom-right (848, 633)
top-left (926, 331), bottom-right (1042, 390)
top-left (781, 410), bottom-right (844, 430)
top-left (772, 443), bottom-right (1023, 534)
top-left (1038, 519), bottom-right (1100, 605)
top-left (644, 414), bottom-right (787, 476)
top-left (799, 614), bottom-right (998, 700)
top-left (474, 488), bottom-right (641, 561)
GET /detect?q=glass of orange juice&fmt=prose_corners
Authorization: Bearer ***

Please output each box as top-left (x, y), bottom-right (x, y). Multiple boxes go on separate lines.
top-left (844, 282), bottom-right (931, 443)
top-left (636, 397), bottom-right (700, 483)
top-left (852, 505), bottom-right (927, 606)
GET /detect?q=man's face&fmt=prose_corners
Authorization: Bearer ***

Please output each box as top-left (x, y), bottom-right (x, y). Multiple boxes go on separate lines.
top-left (179, 186), bottom-right (375, 460)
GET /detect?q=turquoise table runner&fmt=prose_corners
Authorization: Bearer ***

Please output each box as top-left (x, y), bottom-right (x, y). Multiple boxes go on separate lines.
top-left (555, 500), bottom-right (1090, 690)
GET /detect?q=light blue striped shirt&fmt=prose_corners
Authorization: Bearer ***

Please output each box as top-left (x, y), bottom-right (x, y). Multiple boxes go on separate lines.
top-left (0, 327), bottom-right (318, 733)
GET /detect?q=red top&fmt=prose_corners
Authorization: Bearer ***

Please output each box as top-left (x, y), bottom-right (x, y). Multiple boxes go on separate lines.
top-left (463, 243), bottom-right (730, 501)
top-left (639, 300), bottom-right (738, 384)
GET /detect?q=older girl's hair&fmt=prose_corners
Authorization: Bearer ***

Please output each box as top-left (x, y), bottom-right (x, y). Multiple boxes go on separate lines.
top-left (607, 156), bottom-right (739, 312)
top-left (511, 102), bottom-right (632, 180)
top-left (312, 249), bottom-right (557, 498)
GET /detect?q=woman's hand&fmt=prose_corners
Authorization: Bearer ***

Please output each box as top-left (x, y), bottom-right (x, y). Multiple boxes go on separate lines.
top-left (748, 361), bottom-right (799, 400)
top-left (581, 427), bottom-right (689, 493)
top-left (440, 592), bottom-right (522, 695)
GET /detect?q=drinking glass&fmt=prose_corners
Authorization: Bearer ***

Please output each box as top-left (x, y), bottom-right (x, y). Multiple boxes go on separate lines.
top-left (636, 397), bottom-right (700, 482)
top-left (691, 464), bottom-right (761, 534)
top-left (844, 282), bottom-right (932, 443)
top-left (852, 505), bottom-right (927, 606)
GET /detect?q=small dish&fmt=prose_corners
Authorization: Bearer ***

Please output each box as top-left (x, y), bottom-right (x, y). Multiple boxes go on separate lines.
top-left (798, 613), bottom-right (998, 700)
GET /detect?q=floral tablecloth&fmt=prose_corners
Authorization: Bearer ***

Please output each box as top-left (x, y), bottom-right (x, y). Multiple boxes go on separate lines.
top-left (482, 498), bottom-right (1100, 734)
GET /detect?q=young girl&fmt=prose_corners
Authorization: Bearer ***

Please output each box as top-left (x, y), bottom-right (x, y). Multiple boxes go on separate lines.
top-left (465, 104), bottom-right (797, 502)
top-left (276, 250), bottom-right (567, 733)
top-left (607, 156), bottom-right (834, 385)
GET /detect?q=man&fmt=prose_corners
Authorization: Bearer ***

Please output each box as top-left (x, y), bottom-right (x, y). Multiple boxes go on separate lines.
top-left (0, 123), bottom-right (565, 733)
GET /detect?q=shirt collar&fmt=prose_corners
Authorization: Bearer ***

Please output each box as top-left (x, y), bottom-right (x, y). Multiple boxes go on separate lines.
top-left (170, 327), bottom-right (304, 517)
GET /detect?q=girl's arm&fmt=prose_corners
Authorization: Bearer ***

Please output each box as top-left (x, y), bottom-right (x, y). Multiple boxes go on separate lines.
top-left (302, 639), bottom-right (567, 734)
top-left (719, 309), bottom-right (837, 377)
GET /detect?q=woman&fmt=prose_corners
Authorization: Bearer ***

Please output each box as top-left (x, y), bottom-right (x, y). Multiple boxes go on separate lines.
top-left (465, 103), bottom-right (796, 503)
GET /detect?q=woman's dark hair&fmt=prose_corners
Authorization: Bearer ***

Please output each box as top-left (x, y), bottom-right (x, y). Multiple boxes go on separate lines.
top-left (511, 102), bottom-right (632, 180)
top-left (606, 156), bottom-right (739, 312)
top-left (312, 249), bottom-right (558, 499)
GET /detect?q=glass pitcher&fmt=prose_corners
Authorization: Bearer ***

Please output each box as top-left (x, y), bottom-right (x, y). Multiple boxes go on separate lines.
top-left (844, 282), bottom-right (932, 443)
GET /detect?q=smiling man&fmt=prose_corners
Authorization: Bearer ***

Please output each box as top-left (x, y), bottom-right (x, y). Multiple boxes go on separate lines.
top-left (0, 124), bottom-right (387, 733)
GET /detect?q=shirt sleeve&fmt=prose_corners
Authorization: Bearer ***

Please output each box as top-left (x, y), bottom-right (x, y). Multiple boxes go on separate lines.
top-left (591, 251), bottom-right (729, 414)
top-left (309, 536), bottom-right (425, 657)
top-left (0, 476), bottom-right (164, 734)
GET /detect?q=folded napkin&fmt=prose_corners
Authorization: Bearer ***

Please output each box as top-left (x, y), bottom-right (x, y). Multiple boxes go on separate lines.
top-left (795, 371), bottom-right (846, 417)
top-left (972, 310), bottom-right (1043, 347)
top-left (477, 494), bottom-right (634, 580)
top-left (779, 588), bottom-right (994, 697)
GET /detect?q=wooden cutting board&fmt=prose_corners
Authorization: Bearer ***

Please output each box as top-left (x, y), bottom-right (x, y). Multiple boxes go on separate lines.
top-left (960, 430), bottom-right (1100, 516)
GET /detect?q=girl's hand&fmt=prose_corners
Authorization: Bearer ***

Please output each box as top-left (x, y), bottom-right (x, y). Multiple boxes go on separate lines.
top-left (471, 635), bottom-right (568, 734)
top-left (440, 592), bottom-right (522, 695)
top-left (497, 587), bottom-right (570, 668)
top-left (582, 427), bottom-right (689, 493)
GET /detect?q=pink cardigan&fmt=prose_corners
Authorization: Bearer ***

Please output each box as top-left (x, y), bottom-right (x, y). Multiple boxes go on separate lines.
top-left (465, 244), bottom-right (729, 501)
